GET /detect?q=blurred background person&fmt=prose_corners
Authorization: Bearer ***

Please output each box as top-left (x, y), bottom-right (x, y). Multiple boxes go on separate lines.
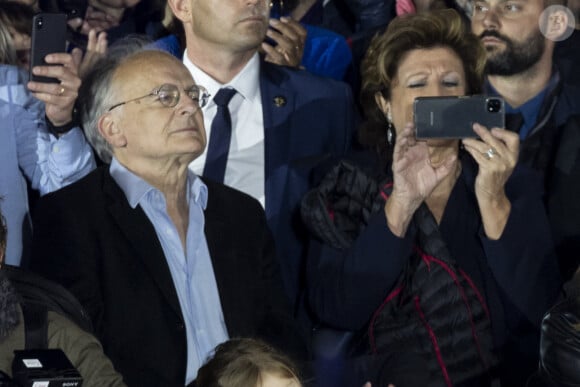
top-left (0, 1), bottom-right (34, 70)
top-left (0, 20), bottom-right (96, 267)
top-left (0, 203), bottom-right (127, 387)
top-left (266, 0), bottom-right (353, 81)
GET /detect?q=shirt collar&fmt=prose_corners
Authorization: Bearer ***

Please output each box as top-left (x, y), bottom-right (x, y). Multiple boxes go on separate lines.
top-left (485, 72), bottom-right (559, 138)
top-left (109, 157), bottom-right (208, 210)
top-left (504, 87), bottom-right (547, 132)
top-left (182, 51), bottom-right (261, 105)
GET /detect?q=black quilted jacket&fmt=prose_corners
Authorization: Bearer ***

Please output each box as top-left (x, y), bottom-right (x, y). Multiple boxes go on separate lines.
top-left (301, 160), bottom-right (497, 386)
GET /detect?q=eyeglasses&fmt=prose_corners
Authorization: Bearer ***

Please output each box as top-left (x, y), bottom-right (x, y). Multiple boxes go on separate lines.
top-left (108, 83), bottom-right (210, 112)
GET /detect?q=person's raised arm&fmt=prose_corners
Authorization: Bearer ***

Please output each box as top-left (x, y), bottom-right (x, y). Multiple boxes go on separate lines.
top-left (20, 51), bottom-right (95, 194)
top-left (385, 123), bottom-right (456, 236)
top-left (462, 124), bottom-right (519, 239)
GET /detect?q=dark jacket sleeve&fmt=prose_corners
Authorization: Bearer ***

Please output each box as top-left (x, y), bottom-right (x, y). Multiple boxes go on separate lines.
top-left (481, 165), bottom-right (562, 329)
top-left (28, 186), bottom-right (106, 337)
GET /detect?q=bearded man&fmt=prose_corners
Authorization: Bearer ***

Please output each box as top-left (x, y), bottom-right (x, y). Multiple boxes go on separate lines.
top-left (471, 0), bottom-right (580, 385)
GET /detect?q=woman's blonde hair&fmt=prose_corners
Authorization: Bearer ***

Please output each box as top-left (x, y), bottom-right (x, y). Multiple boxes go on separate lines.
top-left (0, 22), bottom-right (17, 65)
top-left (196, 338), bottom-right (301, 387)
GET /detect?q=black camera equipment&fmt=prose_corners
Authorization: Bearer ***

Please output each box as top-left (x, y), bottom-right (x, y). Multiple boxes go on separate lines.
top-left (12, 349), bottom-right (82, 387)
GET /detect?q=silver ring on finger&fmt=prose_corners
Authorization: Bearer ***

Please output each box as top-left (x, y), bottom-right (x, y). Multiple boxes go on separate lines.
top-left (484, 147), bottom-right (496, 160)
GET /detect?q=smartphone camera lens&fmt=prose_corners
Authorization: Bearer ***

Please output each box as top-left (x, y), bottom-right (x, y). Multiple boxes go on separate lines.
top-left (487, 98), bottom-right (502, 113)
top-left (36, 17), bottom-right (43, 29)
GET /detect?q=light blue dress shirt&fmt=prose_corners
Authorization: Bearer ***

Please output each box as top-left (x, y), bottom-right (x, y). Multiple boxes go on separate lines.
top-left (0, 64), bottom-right (96, 265)
top-left (109, 158), bottom-right (229, 384)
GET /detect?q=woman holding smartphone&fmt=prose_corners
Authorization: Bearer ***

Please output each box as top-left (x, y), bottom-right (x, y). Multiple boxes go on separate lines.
top-left (302, 9), bottom-right (561, 387)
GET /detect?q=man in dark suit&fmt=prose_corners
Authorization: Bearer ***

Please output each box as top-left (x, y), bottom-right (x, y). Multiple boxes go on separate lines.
top-left (471, 1), bottom-right (579, 384)
top-left (471, 0), bottom-right (580, 283)
top-left (29, 50), bottom-right (307, 387)
top-left (166, 0), bottom-right (356, 320)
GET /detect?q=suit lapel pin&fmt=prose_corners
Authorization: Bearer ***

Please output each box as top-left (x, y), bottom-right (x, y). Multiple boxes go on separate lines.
top-left (273, 96), bottom-right (286, 107)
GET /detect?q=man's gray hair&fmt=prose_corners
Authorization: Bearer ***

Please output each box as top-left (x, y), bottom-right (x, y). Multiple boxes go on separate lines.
top-left (77, 34), bottom-right (156, 164)
top-left (78, 59), bottom-right (118, 163)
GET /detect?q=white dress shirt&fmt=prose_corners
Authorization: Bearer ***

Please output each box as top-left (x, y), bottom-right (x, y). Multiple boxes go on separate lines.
top-left (183, 51), bottom-right (266, 208)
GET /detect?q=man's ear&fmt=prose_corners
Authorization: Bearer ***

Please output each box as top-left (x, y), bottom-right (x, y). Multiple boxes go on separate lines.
top-left (98, 114), bottom-right (127, 149)
top-left (544, 8), bottom-right (570, 41)
top-left (167, 0), bottom-right (190, 23)
top-left (375, 92), bottom-right (392, 121)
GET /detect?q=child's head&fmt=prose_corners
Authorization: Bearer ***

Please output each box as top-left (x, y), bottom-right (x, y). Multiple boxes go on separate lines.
top-left (196, 338), bottom-right (302, 387)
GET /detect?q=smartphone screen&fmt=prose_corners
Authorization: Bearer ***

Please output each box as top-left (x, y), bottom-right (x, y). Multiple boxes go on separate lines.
top-left (29, 13), bottom-right (68, 83)
top-left (414, 95), bottom-right (505, 139)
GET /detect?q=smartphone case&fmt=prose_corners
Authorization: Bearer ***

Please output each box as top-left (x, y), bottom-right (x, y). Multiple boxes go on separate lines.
top-left (414, 95), bottom-right (505, 139)
top-left (29, 13), bottom-right (67, 83)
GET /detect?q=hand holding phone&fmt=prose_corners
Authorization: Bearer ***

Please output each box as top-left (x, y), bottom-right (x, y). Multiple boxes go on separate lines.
top-left (28, 51), bottom-right (81, 128)
top-left (414, 95), bottom-right (505, 139)
top-left (261, 17), bottom-right (306, 68)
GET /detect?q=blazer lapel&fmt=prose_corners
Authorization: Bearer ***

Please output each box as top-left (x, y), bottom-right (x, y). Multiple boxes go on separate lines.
top-left (202, 182), bottom-right (244, 335)
top-left (102, 170), bottom-right (183, 319)
top-left (260, 62), bottom-right (295, 232)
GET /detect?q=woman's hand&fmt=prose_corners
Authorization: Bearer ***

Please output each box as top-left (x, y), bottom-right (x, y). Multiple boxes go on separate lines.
top-left (75, 29), bottom-right (108, 79)
top-left (385, 123), bottom-right (456, 236)
top-left (462, 123), bottom-right (519, 239)
top-left (71, 0), bottom-right (138, 36)
top-left (28, 52), bottom-right (82, 128)
top-left (261, 16), bottom-right (307, 68)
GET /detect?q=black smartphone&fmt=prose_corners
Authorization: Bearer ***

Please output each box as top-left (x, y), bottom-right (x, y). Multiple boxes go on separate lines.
top-left (29, 13), bottom-right (68, 84)
top-left (414, 95), bottom-right (505, 139)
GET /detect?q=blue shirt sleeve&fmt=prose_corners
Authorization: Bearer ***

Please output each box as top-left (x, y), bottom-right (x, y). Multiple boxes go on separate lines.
top-left (14, 102), bottom-right (96, 195)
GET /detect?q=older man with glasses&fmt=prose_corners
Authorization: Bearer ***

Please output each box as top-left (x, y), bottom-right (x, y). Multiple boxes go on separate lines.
top-left (28, 49), bottom-right (307, 387)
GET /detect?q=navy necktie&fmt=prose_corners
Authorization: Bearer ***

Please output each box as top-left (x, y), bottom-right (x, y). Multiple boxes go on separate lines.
top-left (202, 88), bottom-right (237, 182)
top-left (505, 112), bottom-right (524, 133)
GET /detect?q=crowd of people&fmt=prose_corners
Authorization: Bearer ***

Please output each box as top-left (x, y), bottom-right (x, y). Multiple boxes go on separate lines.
top-left (0, 0), bottom-right (579, 385)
